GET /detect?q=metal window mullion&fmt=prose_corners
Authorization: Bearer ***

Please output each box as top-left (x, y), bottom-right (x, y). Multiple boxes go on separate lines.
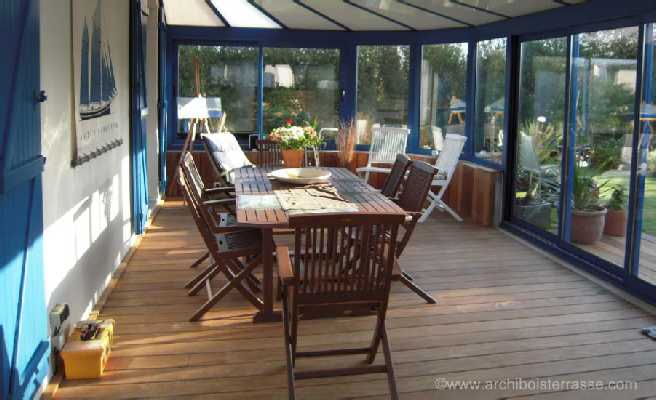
top-left (625, 23), bottom-right (648, 279)
top-left (464, 41), bottom-right (477, 159)
top-left (502, 35), bottom-right (520, 223)
top-left (559, 34), bottom-right (577, 242)
top-left (257, 45), bottom-right (264, 138)
top-left (408, 43), bottom-right (421, 153)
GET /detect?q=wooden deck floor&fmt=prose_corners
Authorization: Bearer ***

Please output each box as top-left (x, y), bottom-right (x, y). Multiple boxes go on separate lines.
top-left (55, 201), bottom-right (656, 400)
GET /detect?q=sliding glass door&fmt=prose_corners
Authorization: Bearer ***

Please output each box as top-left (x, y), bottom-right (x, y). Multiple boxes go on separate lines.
top-left (509, 23), bottom-right (656, 300)
top-left (635, 23), bottom-right (656, 286)
top-left (512, 37), bottom-right (567, 235)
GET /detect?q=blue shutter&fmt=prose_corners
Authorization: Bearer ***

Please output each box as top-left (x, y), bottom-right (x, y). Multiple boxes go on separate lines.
top-left (130, 0), bottom-right (149, 234)
top-left (0, 0), bottom-right (50, 399)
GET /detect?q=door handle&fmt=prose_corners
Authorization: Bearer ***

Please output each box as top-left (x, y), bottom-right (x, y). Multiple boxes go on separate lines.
top-left (36, 90), bottom-right (47, 103)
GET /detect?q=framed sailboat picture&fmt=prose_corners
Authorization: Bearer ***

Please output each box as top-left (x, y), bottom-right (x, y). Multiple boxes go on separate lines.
top-left (72, 0), bottom-right (123, 166)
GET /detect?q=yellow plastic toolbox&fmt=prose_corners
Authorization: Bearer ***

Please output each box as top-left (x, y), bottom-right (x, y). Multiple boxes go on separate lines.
top-left (60, 319), bottom-right (114, 379)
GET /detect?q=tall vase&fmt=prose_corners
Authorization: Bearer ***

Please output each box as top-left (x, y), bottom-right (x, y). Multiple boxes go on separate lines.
top-left (282, 149), bottom-right (304, 168)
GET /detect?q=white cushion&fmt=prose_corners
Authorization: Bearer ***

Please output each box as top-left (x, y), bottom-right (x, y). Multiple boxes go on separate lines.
top-left (203, 132), bottom-right (253, 181)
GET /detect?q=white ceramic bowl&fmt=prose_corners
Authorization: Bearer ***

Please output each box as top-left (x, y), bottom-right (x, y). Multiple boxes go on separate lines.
top-left (269, 168), bottom-right (332, 185)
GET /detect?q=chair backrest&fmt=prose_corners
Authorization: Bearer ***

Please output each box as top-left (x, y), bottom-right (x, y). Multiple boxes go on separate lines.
top-left (181, 152), bottom-right (206, 198)
top-left (178, 171), bottom-right (220, 255)
top-left (368, 126), bottom-right (409, 165)
top-left (380, 153), bottom-right (411, 198)
top-left (398, 161), bottom-right (438, 213)
top-left (518, 132), bottom-right (541, 174)
top-left (434, 134), bottom-right (466, 180)
top-left (202, 132), bottom-right (253, 182)
top-left (289, 213), bottom-right (404, 303)
top-left (256, 139), bottom-right (282, 167)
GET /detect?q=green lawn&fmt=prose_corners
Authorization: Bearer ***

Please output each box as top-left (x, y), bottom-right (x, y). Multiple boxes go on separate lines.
top-left (595, 173), bottom-right (656, 237)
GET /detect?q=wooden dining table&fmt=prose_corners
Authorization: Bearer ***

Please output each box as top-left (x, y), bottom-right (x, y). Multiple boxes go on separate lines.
top-left (232, 166), bottom-right (407, 322)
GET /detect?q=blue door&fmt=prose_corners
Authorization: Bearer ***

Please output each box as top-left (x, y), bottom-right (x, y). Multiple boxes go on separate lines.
top-left (0, 0), bottom-right (50, 399)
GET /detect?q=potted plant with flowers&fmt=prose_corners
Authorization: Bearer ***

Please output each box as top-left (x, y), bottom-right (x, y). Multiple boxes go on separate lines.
top-left (268, 119), bottom-right (322, 168)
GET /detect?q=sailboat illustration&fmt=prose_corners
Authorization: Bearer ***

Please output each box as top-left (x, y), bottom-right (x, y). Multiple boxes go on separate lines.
top-left (80, 1), bottom-right (117, 120)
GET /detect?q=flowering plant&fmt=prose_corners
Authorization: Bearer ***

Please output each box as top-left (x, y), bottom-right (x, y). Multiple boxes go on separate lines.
top-left (268, 120), bottom-right (322, 150)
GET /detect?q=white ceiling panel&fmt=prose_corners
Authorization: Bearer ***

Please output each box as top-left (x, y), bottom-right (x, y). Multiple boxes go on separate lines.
top-left (403, 0), bottom-right (502, 26)
top-left (456, 0), bottom-right (561, 18)
top-left (350, 0), bottom-right (466, 29)
top-left (209, 0), bottom-right (280, 28)
top-left (253, 0), bottom-right (346, 30)
top-left (163, 0), bottom-right (225, 27)
top-left (299, 0), bottom-right (409, 30)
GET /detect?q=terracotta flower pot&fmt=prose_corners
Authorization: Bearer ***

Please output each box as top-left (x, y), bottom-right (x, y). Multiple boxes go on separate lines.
top-left (571, 208), bottom-right (607, 244)
top-left (281, 149), bottom-right (304, 168)
top-left (604, 209), bottom-right (627, 237)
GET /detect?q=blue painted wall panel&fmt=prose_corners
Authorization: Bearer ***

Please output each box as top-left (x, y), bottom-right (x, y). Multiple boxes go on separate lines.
top-left (0, 0), bottom-right (49, 398)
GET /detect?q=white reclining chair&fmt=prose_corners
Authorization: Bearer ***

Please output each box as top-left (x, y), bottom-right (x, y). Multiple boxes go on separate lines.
top-left (356, 125), bottom-right (410, 183)
top-left (419, 134), bottom-right (467, 223)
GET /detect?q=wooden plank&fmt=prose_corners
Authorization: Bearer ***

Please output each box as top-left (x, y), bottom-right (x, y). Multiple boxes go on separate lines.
top-left (56, 201), bottom-right (656, 400)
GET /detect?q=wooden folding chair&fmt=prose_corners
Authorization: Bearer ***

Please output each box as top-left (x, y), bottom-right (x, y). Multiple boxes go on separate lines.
top-left (178, 170), bottom-right (264, 321)
top-left (380, 153), bottom-right (411, 199)
top-left (277, 213), bottom-right (405, 400)
top-left (393, 160), bottom-right (438, 303)
top-left (180, 152), bottom-right (236, 270)
top-left (256, 138), bottom-right (283, 168)
top-left (180, 153), bottom-right (261, 293)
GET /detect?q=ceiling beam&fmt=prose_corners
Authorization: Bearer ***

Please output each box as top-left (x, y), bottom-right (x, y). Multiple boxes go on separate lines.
top-left (293, 0), bottom-right (351, 31)
top-left (396, 0), bottom-right (473, 27)
top-left (450, 0), bottom-right (510, 19)
top-left (247, 0), bottom-right (288, 29)
top-left (343, 0), bottom-right (417, 31)
top-left (204, 0), bottom-right (231, 27)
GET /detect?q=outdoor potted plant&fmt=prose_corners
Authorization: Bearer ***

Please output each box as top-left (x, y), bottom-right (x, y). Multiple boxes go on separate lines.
top-left (604, 185), bottom-right (627, 237)
top-left (571, 168), bottom-right (607, 244)
top-left (268, 119), bottom-right (322, 168)
top-left (514, 170), bottom-right (551, 229)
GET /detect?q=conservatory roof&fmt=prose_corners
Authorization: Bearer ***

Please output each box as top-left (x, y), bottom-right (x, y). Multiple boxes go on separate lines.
top-left (163, 0), bottom-right (587, 31)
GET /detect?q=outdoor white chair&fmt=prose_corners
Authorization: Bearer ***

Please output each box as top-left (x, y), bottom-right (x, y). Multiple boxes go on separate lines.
top-left (356, 125), bottom-right (410, 183)
top-left (419, 134), bottom-right (467, 223)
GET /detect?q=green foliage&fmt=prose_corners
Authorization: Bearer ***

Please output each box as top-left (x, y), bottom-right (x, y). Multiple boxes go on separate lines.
top-left (590, 135), bottom-right (623, 172)
top-left (522, 121), bottom-right (562, 165)
top-left (606, 185), bottom-right (626, 210)
top-left (573, 167), bottom-right (605, 211)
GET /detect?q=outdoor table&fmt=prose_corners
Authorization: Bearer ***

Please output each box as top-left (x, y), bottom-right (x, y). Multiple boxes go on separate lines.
top-left (232, 166), bottom-right (407, 322)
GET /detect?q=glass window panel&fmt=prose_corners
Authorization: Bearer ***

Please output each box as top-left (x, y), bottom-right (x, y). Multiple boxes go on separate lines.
top-left (420, 43), bottom-right (468, 151)
top-left (639, 23), bottom-right (656, 284)
top-left (512, 37), bottom-right (567, 234)
top-left (263, 48), bottom-right (340, 136)
top-left (357, 45), bottom-right (410, 144)
top-left (177, 45), bottom-right (258, 136)
top-left (474, 38), bottom-right (507, 163)
top-left (566, 27), bottom-right (639, 267)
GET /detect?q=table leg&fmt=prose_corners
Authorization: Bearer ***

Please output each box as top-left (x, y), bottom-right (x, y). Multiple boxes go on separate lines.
top-left (253, 228), bottom-right (282, 323)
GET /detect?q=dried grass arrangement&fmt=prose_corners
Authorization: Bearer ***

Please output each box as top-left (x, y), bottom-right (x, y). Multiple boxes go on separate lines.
top-left (337, 119), bottom-right (357, 169)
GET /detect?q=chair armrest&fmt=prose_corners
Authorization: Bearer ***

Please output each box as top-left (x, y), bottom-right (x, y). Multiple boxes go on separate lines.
top-left (203, 198), bottom-right (235, 207)
top-left (276, 245), bottom-right (295, 285)
top-left (205, 186), bottom-right (235, 195)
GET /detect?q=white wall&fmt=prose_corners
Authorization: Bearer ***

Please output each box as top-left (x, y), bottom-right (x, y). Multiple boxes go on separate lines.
top-left (40, 0), bottom-right (134, 326)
